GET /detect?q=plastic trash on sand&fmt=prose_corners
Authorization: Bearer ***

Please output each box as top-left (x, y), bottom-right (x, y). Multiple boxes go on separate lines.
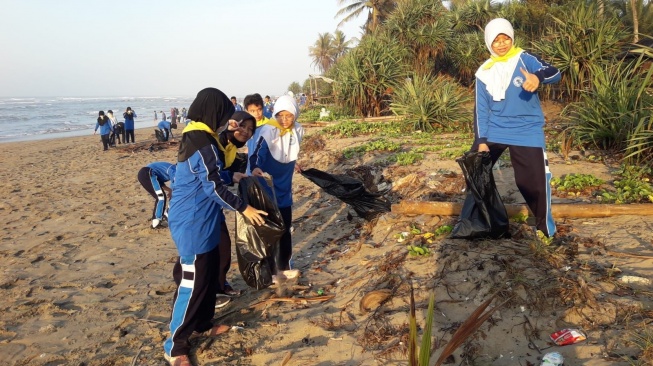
top-left (540, 352), bottom-right (564, 366)
top-left (301, 168), bottom-right (391, 221)
top-left (450, 151), bottom-right (510, 239)
top-left (235, 177), bottom-right (285, 290)
top-left (550, 328), bottom-right (587, 346)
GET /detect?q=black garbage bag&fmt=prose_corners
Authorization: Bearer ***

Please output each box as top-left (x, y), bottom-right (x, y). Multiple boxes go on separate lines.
top-left (235, 177), bottom-right (285, 290)
top-left (301, 168), bottom-right (391, 221)
top-left (450, 151), bottom-right (510, 239)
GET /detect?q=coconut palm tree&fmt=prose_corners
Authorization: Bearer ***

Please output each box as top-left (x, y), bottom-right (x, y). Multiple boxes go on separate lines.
top-left (332, 30), bottom-right (354, 60)
top-left (309, 32), bottom-right (336, 74)
top-left (336, 0), bottom-right (396, 33)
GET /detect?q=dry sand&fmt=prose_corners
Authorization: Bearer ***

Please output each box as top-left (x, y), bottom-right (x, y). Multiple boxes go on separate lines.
top-left (0, 124), bottom-right (652, 365)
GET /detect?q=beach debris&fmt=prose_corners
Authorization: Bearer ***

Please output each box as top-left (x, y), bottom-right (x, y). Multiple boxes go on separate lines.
top-left (619, 275), bottom-right (651, 285)
top-left (281, 351), bottom-right (293, 366)
top-left (434, 293), bottom-right (512, 366)
top-left (549, 328), bottom-right (587, 346)
top-left (249, 295), bottom-right (335, 308)
top-left (359, 289), bottom-right (392, 314)
top-left (540, 351), bottom-right (564, 366)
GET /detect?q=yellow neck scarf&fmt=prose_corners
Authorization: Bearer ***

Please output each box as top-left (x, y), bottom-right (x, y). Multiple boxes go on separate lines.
top-left (483, 46), bottom-right (523, 70)
top-left (182, 121), bottom-right (237, 168)
top-left (182, 121), bottom-right (218, 139)
top-left (267, 118), bottom-right (293, 136)
top-left (256, 116), bottom-right (270, 128)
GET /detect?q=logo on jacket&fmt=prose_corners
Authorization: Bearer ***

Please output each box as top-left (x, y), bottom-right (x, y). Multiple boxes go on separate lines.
top-left (513, 76), bottom-right (524, 87)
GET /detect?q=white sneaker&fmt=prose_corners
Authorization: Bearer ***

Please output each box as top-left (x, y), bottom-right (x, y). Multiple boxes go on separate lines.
top-left (215, 294), bottom-right (231, 308)
top-left (152, 219), bottom-right (161, 228)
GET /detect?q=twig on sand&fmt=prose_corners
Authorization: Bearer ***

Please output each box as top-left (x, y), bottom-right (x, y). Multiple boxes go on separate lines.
top-left (130, 345), bottom-right (142, 366)
top-left (249, 295), bottom-right (335, 308)
top-left (281, 351), bottom-right (293, 366)
top-left (607, 250), bottom-right (653, 260)
top-left (137, 318), bottom-right (166, 325)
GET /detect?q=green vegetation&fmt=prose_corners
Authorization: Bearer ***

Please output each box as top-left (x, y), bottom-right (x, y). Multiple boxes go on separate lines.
top-left (342, 138), bottom-right (401, 159)
top-left (600, 165), bottom-right (653, 203)
top-left (550, 174), bottom-right (605, 193)
top-left (392, 151), bottom-right (424, 166)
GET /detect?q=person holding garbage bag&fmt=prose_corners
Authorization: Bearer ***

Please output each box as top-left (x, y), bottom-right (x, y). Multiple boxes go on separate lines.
top-left (163, 87), bottom-right (267, 366)
top-left (249, 95), bottom-right (304, 282)
top-left (464, 18), bottom-right (560, 238)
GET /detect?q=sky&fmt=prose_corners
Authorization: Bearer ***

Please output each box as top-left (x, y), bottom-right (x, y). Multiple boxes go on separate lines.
top-left (0, 0), bottom-right (367, 98)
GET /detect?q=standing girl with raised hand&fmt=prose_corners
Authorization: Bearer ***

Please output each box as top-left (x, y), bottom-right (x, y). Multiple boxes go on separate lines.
top-left (473, 18), bottom-right (561, 237)
top-left (163, 87), bottom-right (266, 366)
top-left (123, 107), bottom-right (137, 143)
top-left (249, 95), bottom-right (304, 281)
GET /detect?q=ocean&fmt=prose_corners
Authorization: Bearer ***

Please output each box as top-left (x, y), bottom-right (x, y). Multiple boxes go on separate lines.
top-left (0, 96), bottom-right (196, 143)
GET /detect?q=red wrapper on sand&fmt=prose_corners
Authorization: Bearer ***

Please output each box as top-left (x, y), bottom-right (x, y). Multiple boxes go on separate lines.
top-left (550, 328), bottom-right (587, 346)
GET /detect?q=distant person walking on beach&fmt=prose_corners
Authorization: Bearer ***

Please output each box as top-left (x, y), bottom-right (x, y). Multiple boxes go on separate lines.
top-left (263, 95), bottom-right (274, 119)
top-left (472, 18), bottom-right (561, 238)
top-left (170, 107), bottom-right (177, 124)
top-left (249, 95), bottom-right (304, 281)
top-left (106, 110), bottom-right (119, 147)
top-left (163, 87), bottom-right (266, 365)
top-left (154, 110), bottom-right (158, 121)
top-left (161, 110), bottom-right (166, 122)
top-left (137, 161), bottom-right (176, 229)
top-left (123, 107), bottom-right (137, 143)
top-left (181, 107), bottom-right (187, 122)
top-left (94, 111), bottom-right (113, 151)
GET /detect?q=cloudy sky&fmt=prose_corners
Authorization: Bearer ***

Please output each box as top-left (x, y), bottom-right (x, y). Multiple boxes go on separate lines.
top-left (0, 0), bottom-right (366, 98)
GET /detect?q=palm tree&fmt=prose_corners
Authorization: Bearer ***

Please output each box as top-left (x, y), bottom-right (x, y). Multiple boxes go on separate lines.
top-left (332, 30), bottom-right (354, 60)
top-left (309, 32), bottom-right (336, 74)
top-left (336, 0), bottom-right (396, 33)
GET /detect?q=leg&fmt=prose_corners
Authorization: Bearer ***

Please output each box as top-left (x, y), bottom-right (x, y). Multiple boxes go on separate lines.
top-left (101, 134), bottom-right (110, 150)
top-left (276, 206), bottom-right (293, 272)
top-left (137, 168), bottom-right (166, 227)
top-left (509, 146), bottom-right (556, 237)
top-left (216, 220), bottom-right (231, 294)
top-left (164, 248), bottom-right (219, 358)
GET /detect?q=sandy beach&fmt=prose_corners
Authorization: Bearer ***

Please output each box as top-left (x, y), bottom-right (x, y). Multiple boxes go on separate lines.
top-left (1, 124), bottom-right (652, 366)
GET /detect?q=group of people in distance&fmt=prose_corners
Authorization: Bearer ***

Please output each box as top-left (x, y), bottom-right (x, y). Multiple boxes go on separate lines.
top-left (135, 17), bottom-right (560, 366)
top-left (94, 107), bottom-right (137, 150)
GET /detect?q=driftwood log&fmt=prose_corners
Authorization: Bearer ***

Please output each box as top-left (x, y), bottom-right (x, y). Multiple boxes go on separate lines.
top-left (392, 201), bottom-right (653, 218)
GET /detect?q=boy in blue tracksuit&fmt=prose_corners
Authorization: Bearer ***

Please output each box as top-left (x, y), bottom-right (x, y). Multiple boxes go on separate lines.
top-left (137, 161), bottom-right (176, 228)
top-left (93, 110), bottom-right (113, 151)
top-left (244, 93), bottom-right (272, 174)
top-left (123, 107), bottom-right (137, 143)
top-left (157, 120), bottom-right (173, 141)
top-left (249, 95), bottom-right (304, 280)
top-left (163, 88), bottom-right (266, 366)
top-left (473, 18), bottom-right (561, 237)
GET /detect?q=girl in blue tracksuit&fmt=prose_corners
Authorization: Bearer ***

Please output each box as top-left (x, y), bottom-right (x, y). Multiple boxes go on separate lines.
top-left (249, 95), bottom-right (304, 279)
top-left (123, 107), bottom-right (137, 143)
top-left (158, 120), bottom-right (173, 141)
top-left (163, 88), bottom-right (265, 365)
top-left (137, 161), bottom-right (176, 228)
top-left (473, 18), bottom-right (561, 237)
top-left (93, 111), bottom-right (113, 151)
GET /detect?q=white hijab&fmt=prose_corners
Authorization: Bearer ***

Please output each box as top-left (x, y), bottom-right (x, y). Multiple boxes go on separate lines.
top-left (475, 18), bottom-right (522, 101)
top-left (259, 95), bottom-right (303, 163)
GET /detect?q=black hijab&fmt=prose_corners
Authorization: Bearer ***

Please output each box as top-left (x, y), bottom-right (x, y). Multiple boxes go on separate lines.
top-left (97, 111), bottom-right (108, 126)
top-left (178, 88), bottom-right (235, 162)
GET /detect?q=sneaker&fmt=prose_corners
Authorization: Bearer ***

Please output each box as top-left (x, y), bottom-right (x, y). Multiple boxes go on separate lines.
top-left (215, 294), bottom-right (231, 308)
top-left (224, 283), bottom-right (241, 297)
top-left (164, 353), bottom-right (193, 366)
top-left (152, 218), bottom-right (161, 229)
